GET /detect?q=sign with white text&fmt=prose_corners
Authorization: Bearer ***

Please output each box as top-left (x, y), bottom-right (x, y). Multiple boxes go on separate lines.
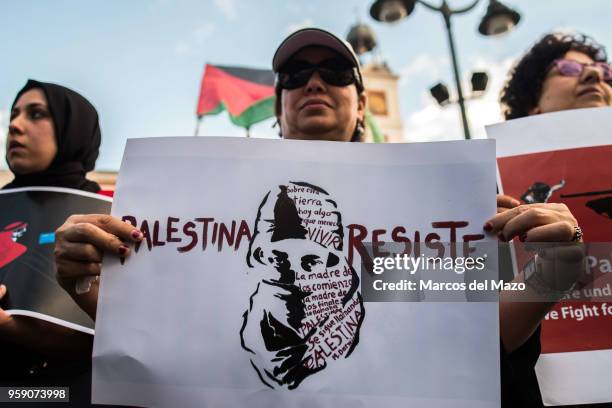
top-left (488, 107), bottom-right (612, 406)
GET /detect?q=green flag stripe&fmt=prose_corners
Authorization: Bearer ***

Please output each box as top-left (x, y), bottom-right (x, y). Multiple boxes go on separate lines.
top-left (228, 96), bottom-right (275, 128)
top-left (199, 96), bottom-right (275, 129)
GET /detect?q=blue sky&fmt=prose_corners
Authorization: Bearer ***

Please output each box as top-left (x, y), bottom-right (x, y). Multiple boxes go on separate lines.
top-left (2, 0), bottom-right (611, 171)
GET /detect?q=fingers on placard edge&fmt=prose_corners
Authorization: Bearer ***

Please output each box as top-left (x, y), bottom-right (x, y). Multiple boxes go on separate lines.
top-left (92, 214), bottom-right (142, 243)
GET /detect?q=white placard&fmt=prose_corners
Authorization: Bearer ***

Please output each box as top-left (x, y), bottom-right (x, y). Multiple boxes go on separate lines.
top-left (488, 107), bottom-right (612, 406)
top-left (92, 137), bottom-right (500, 408)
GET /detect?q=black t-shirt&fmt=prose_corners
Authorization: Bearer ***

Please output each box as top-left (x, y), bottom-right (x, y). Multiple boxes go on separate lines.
top-left (501, 326), bottom-right (543, 407)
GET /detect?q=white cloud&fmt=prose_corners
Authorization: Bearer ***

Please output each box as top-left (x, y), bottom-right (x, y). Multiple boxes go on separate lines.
top-left (403, 56), bottom-right (516, 143)
top-left (285, 19), bottom-right (314, 35)
top-left (398, 54), bottom-right (448, 87)
top-left (214, 0), bottom-right (237, 21)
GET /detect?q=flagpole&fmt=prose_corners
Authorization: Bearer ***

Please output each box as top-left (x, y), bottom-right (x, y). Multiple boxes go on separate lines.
top-left (194, 116), bottom-right (202, 136)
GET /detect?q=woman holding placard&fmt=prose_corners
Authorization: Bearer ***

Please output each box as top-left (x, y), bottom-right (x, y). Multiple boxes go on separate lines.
top-left (1, 80), bottom-right (102, 403)
top-left (53, 28), bottom-right (583, 406)
top-left (497, 33), bottom-right (611, 407)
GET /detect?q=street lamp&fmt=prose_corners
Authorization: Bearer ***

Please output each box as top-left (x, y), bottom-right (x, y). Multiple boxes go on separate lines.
top-left (370, 0), bottom-right (415, 23)
top-left (470, 71), bottom-right (488, 93)
top-left (430, 70), bottom-right (489, 106)
top-left (478, 0), bottom-right (520, 36)
top-left (430, 83), bottom-right (451, 106)
top-left (370, 0), bottom-right (521, 139)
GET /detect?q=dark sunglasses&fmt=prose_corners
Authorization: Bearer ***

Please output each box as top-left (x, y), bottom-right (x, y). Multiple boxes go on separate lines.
top-left (276, 60), bottom-right (362, 90)
top-left (549, 58), bottom-right (612, 82)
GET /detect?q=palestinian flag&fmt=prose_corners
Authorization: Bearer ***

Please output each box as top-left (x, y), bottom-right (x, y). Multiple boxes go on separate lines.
top-left (196, 64), bottom-right (275, 129)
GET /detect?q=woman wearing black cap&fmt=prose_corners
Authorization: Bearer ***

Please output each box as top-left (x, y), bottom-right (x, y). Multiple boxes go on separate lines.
top-left (1, 80), bottom-right (102, 404)
top-left (271, 28), bottom-right (367, 143)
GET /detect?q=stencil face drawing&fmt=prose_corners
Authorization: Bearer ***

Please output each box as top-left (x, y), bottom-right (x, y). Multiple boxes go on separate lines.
top-left (241, 182), bottom-right (364, 389)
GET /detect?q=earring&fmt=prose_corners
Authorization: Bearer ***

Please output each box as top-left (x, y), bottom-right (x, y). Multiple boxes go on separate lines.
top-left (350, 119), bottom-right (366, 142)
top-left (356, 119), bottom-right (365, 137)
top-left (273, 119), bottom-right (283, 138)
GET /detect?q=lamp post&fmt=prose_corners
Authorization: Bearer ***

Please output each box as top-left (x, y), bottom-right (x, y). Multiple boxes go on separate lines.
top-left (370, 0), bottom-right (520, 140)
top-left (430, 70), bottom-right (489, 106)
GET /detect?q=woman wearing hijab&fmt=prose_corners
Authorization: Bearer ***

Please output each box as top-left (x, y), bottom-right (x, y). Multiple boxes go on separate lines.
top-left (4, 79), bottom-right (101, 192)
top-left (1, 80), bottom-right (102, 405)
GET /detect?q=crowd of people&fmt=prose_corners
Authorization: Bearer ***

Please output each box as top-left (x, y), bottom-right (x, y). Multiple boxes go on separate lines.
top-left (1, 27), bottom-right (611, 407)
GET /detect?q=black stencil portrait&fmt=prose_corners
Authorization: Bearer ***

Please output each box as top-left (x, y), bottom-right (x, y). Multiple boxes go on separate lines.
top-left (241, 182), bottom-right (364, 389)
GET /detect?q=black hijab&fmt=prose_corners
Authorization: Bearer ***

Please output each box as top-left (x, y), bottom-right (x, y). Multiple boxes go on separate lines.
top-left (4, 79), bottom-right (101, 192)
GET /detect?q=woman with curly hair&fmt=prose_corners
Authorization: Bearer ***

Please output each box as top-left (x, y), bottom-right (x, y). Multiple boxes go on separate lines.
top-left (501, 33), bottom-right (612, 119)
top-left (498, 33), bottom-right (611, 408)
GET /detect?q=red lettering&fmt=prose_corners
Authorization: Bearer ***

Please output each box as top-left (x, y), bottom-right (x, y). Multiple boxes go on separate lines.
top-left (391, 226), bottom-right (412, 256)
top-left (122, 215), bottom-right (137, 227)
top-left (347, 224), bottom-right (370, 267)
top-left (152, 221), bottom-right (166, 247)
top-left (195, 218), bottom-right (214, 250)
top-left (166, 217), bottom-right (181, 243)
top-left (137, 220), bottom-right (152, 251)
top-left (432, 221), bottom-right (468, 258)
top-left (234, 220), bottom-right (252, 250)
top-left (218, 221), bottom-right (236, 251)
top-left (425, 232), bottom-right (443, 257)
top-left (372, 229), bottom-right (389, 258)
top-left (414, 231), bottom-right (421, 257)
top-left (212, 222), bottom-right (218, 245)
top-left (178, 222), bottom-right (198, 252)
